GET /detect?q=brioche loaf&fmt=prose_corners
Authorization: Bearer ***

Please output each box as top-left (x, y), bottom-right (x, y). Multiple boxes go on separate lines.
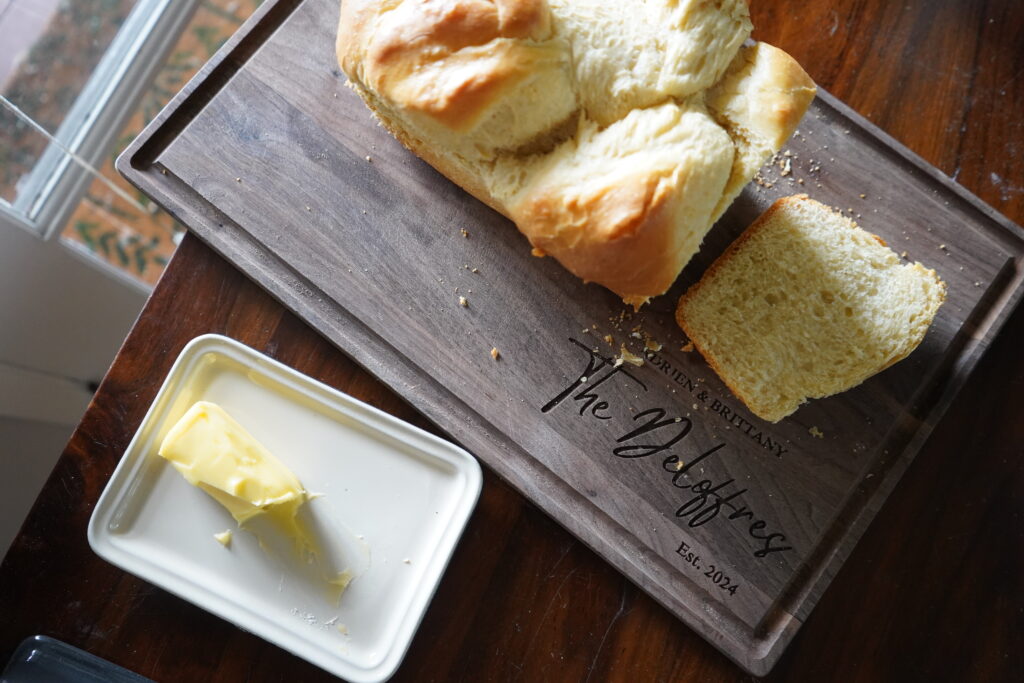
top-left (336, 0), bottom-right (816, 307)
top-left (676, 195), bottom-right (947, 423)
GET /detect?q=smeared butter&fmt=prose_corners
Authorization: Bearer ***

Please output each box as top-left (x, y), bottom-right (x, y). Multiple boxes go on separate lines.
top-left (159, 401), bottom-right (307, 521)
top-left (158, 401), bottom-right (358, 604)
top-left (327, 568), bottom-right (354, 606)
top-left (159, 401), bottom-right (319, 562)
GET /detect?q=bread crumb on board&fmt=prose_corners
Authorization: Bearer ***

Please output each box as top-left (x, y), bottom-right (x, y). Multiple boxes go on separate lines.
top-left (614, 344), bottom-right (645, 368)
top-left (681, 341), bottom-right (694, 353)
top-left (490, 347), bottom-right (501, 361)
top-left (809, 426), bottom-right (825, 439)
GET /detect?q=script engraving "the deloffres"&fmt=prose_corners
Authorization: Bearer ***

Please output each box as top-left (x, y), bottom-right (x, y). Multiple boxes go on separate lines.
top-left (542, 339), bottom-right (793, 559)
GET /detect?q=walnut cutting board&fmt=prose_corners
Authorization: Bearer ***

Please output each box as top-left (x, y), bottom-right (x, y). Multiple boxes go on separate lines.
top-left (118, 0), bottom-right (1024, 675)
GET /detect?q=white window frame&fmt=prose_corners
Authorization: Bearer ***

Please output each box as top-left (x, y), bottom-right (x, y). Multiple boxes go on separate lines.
top-left (0, 0), bottom-right (199, 291)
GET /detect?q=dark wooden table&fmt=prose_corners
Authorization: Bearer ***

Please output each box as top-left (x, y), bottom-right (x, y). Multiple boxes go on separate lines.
top-left (2, 1), bottom-right (1021, 681)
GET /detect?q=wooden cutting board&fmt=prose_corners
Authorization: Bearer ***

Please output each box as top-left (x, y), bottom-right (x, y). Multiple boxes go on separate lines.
top-left (118, 0), bottom-right (1024, 674)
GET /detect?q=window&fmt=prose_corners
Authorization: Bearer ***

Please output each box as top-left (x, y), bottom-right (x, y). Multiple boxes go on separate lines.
top-left (0, 0), bottom-right (199, 287)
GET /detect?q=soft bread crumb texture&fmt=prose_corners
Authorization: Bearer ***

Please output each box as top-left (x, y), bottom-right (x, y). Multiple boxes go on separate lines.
top-left (546, 0), bottom-right (750, 126)
top-left (337, 0), bottom-right (816, 305)
top-left (676, 195), bottom-right (946, 423)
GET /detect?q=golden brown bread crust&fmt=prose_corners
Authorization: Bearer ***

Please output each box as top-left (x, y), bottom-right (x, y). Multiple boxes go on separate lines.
top-left (508, 103), bottom-right (736, 307)
top-left (707, 43), bottom-right (818, 151)
top-left (707, 44), bottom-right (817, 222)
top-left (338, 0), bottom-right (552, 75)
top-left (337, 1), bottom-right (816, 307)
top-left (339, 0), bottom-right (556, 131)
top-left (515, 169), bottom-right (682, 302)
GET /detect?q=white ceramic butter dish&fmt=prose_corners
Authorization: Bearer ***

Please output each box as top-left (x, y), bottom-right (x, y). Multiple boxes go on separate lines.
top-left (88, 334), bottom-right (482, 682)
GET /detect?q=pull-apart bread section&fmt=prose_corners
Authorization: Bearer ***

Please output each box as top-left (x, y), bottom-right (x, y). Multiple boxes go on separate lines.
top-left (337, 0), bottom-right (816, 307)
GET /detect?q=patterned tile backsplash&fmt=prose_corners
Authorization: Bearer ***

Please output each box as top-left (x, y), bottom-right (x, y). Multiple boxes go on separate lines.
top-left (25, 0), bottom-right (264, 285)
top-left (1, 0), bottom-right (136, 205)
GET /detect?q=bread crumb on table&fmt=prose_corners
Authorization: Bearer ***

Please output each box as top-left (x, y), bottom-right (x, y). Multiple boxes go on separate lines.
top-left (490, 347), bottom-right (501, 360)
top-left (458, 296), bottom-right (468, 307)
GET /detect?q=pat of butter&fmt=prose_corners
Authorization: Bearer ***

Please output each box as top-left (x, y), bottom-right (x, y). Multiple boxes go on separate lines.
top-left (159, 401), bottom-right (356, 603)
top-left (158, 401), bottom-right (307, 525)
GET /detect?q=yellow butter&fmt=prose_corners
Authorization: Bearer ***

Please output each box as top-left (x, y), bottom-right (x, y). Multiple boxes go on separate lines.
top-left (213, 530), bottom-right (233, 547)
top-left (158, 401), bottom-right (312, 548)
top-left (158, 401), bottom-right (356, 603)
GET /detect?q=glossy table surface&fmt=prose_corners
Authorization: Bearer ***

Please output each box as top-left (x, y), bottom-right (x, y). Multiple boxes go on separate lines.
top-left (2, 1), bottom-right (1022, 681)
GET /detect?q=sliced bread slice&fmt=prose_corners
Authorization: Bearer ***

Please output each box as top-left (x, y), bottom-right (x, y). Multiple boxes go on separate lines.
top-left (676, 195), bottom-right (946, 422)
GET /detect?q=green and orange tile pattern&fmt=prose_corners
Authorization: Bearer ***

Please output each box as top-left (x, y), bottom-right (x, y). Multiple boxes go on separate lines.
top-left (62, 0), bottom-right (263, 285)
